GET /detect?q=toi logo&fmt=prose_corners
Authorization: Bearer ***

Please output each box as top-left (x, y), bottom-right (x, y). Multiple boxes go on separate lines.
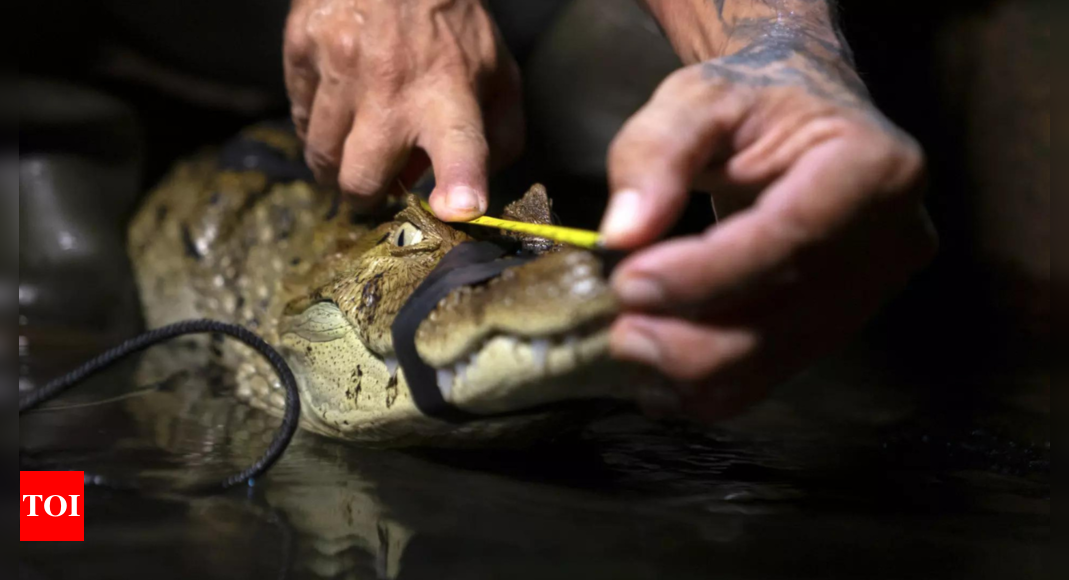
top-left (20, 471), bottom-right (85, 542)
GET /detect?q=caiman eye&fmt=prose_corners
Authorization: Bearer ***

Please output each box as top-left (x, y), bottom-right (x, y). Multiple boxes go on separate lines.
top-left (394, 222), bottom-right (424, 247)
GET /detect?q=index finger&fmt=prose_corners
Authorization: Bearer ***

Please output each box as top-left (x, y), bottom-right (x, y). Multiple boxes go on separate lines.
top-left (418, 87), bottom-right (491, 222)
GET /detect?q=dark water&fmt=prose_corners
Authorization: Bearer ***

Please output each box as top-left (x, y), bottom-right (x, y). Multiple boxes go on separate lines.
top-left (19, 332), bottom-right (1049, 580)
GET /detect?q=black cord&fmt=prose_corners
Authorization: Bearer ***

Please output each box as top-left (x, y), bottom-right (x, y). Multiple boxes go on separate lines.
top-left (18, 319), bottom-right (302, 493)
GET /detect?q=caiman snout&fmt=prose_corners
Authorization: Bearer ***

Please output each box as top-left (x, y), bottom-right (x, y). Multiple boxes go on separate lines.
top-left (414, 249), bottom-right (630, 414)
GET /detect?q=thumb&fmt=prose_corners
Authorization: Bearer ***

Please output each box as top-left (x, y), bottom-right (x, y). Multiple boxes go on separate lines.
top-left (601, 76), bottom-right (747, 248)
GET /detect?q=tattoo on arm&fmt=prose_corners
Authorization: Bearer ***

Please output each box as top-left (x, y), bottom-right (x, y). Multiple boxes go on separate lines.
top-left (644, 0), bottom-right (867, 104)
top-left (702, 0), bottom-right (868, 104)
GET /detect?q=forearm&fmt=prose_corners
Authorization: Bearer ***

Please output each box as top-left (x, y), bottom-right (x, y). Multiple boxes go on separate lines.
top-left (642, 0), bottom-right (866, 103)
top-left (642, 0), bottom-right (845, 61)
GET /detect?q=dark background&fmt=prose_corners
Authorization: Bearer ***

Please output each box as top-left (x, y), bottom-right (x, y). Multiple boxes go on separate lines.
top-left (13, 4), bottom-right (1050, 578)
top-left (18, 0), bottom-right (1050, 409)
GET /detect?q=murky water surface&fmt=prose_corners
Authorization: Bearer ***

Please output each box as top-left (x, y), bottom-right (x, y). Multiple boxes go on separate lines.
top-left (19, 332), bottom-right (1049, 580)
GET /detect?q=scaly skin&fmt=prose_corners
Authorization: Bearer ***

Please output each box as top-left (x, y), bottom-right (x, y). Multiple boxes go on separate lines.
top-left (129, 124), bottom-right (645, 446)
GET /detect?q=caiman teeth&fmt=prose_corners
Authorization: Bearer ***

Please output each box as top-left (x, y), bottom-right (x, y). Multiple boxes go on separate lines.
top-left (384, 356), bottom-right (399, 379)
top-left (531, 338), bottom-right (550, 371)
top-left (436, 368), bottom-right (455, 398)
top-left (431, 328), bottom-right (601, 400)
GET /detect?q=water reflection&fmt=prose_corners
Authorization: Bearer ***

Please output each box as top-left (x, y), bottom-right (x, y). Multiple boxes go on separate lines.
top-left (19, 344), bottom-right (1049, 580)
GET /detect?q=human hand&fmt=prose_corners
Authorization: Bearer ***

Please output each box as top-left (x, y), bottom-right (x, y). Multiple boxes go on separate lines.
top-left (284, 0), bottom-right (523, 220)
top-left (602, 36), bottom-right (938, 421)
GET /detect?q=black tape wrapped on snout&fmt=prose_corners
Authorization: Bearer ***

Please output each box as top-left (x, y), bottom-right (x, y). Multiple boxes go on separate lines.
top-left (391, 242), bottom-right (538, 423)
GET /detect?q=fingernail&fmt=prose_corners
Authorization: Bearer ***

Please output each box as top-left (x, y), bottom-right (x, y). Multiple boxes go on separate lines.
top-left (614, 326), bottom-right (662, 366)
top-left (636, 383), bottom-right (682, 419)
top-left (446, 186), bottom-right (482, 213)
top-left (600, 189), bottom-right (642, 245)
top-left (614, 275), bottom-right (665, 307)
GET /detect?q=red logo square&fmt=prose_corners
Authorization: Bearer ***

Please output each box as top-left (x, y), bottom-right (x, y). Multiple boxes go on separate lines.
top-left (20, 471), bottom-right (85, 542)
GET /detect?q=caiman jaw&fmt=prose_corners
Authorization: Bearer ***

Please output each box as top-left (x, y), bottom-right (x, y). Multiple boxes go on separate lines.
top-left (413, 249), bottom-right (628, 415)
top-left (428, 319), bottom-right (615, 412)
top-left (430, 318), bottom-right (611, 395)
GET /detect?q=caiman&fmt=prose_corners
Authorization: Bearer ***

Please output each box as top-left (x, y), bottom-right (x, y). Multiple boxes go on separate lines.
top-left (128, 123), bottom-right (645, 446)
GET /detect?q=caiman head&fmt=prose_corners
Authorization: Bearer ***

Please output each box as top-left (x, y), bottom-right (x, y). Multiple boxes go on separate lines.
top-left (276, 186), bottom-right (643, 445)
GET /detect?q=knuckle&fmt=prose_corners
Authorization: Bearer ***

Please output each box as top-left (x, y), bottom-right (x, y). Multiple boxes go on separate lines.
top-left (284, 17), bottom-right (314, 63)
top-left (606, 133), bottom-right (635, 179)
top-left (817, 115), bottom-right (857, 138)
top-left (682, 332), bottom-right (757, 383)
top-left (662, 350), bottom-right (717, 384)
top-left (874, 135), bottom-right (927, 194)
top-left (662, 66), bottom-right (702, 92)
top-left (338, 166), bottom-right (386, 198)
top-left (304, 145), bottom-right (339, 173)
top-left (327, 31), bottom-right (361, 66)
top-left (291, 110), bottom-right (310, 138)
top-left (666, 331), bottom-right (756, 383)
top-left (655, 67), bottom-right (716, 106)
top-left (608, 114), bottom-right (661, 166)
top-left (893, 139), bottom-right (926, 183)
top-left (444, 123), bottom-right (490, 155)
top-left (841, 119), bottom-right (927, 198)
top-left (763, 203), bottom-right (813, 252)
top-left (367, 54), bottom-right (407, 93)
top-left (435, 44), bottom-right (471, 73)
top-left (290, 102), bottom-right (309, 122)
top-left (668, 357), bottom-right (713, 383)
